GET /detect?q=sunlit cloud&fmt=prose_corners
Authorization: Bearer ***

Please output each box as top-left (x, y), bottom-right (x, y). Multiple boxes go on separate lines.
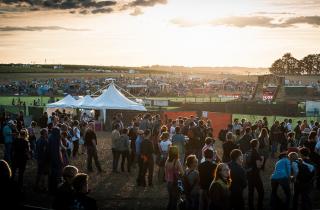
top-left (0, 26), bottom-right (90, 32)
top-left (171, 15), bottom-right (320, 28)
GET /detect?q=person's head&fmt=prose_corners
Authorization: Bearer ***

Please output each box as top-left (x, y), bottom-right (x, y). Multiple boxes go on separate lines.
top-left (73, 120), bottom-right (79, 127)
top-left (245, 127), bottom-right (251, 134)
top-left (250, 139), bottom-right (259, 149)
top-left (160, 132), bottom-right (170, 141)
top-left (226, 132), bottom-right (234, 141)
top-left (40, 128), bottom-right (48, 138)
top-left (63, 165), bottom-right (79, 183)
top-left (274, 120), bottom-right (279, 126)
top-left (288, 119), bottom-right (292, 124)
top-left (214, 163), bottom-right (230, 182)
top-left (297, 120), bottom-right (302, 125)
top-left (114, 123), bottom-right (120, 131)
top-left (72, 173), bottom-right (89, 193)
top-left (121, 128), bottom-right (128, 135)
top-left (31, 121), bottom-right (37, 128)
top-left (259, 127), bottom-right (269, 138)
top-left (204, 149), bottom-right (214, 161)
top-left (0, 159), bottom-right (12, 181)
top-left (168, 146), bottom-right (179, 162)
top-left (160, 125), bottom-right (168, 133)
top-left (61, 131), bottom-right (68, 139)
top-left (230, 149), bottom-right (243, 165)
top-left (19, 129), bottom-right (28, 140)
top-left (185, 155), bottom-right (198, 169)
top-left (308, 131), bottom-right (317, 141)
top-left (205, 137), bottom-right (213, 145)
top-left (288, 152), bottom-right (299, 162)
top-left (287, 131), bottom-right (295, 139)
top-left (234, 118), bottom-right (239, 124)
top-left (299, 147), bottom-right (310, 158)
top-left (175, 126), bottom-right (181, 134)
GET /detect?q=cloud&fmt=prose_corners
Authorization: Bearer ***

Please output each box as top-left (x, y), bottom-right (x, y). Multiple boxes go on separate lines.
top-left (0, 26), bottom-right (90, 31)
top-left (171, 15), bottom-right (320, 28)
top-left (91, 7), bottom-right (113, 14)
top-left (285, 16), bottom-right (320, 27)
top-left (254, 11), bottom-right (295, 15)
top-left (0, 0), bottom-right (168, 15)
top-left (127, 0), bottom-right (167, 7)
top-left (130, 7), bottom-right (143, 16)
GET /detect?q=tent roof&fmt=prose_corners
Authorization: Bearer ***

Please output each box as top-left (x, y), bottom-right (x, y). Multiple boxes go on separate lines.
top-left (46, 95), bottom-right (78, 108)
top-left (74, 95), bottom-right (95, 108)
top-left (84, 83), bottom-right (146, 111)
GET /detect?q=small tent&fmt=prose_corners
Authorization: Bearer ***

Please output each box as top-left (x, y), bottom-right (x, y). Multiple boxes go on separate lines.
top-left (46, 94), bottom-right (78, 108)
top-left (74, 95), bottom-right (95, 109)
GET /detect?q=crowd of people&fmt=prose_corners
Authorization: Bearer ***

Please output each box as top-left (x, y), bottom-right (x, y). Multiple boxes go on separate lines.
top-left (110, 114), bottom-right (320, 210)
top-left (1, 110), bottom-right (320, 210)
top-left (0, 110), bottom-right (100, 209)
top-left (0, 75), bottom-right (256, 98)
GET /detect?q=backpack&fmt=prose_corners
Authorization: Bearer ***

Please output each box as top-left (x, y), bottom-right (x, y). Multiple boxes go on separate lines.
top-left (182, 170), bottom-right (196, 195)
top-left (243, 150), bottom-right (253, 172)
top-left (296, 160), bottom-right (315, 184)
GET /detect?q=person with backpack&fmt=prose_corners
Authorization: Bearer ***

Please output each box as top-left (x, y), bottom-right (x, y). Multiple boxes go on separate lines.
top-left (172, 126), bottom-right (186, 165)
top-left (246, 139), bottom-right (264, 210)
top-left (209, 163), bottom-right (231, 210)
top-left (238, 127), bottom-right (253, 154)
top-left (198, 149), bottom-right (217, 210)
top-left (292, 147), bottom-right (315, 210)
top-left (158, 132), bottom-right (172, 183)
top-left (184, 155), bottom-right (200, 210)
top-left (270, 152), bottom-right (298, 210)
top-left (229, 149), bottom-right (247, 210)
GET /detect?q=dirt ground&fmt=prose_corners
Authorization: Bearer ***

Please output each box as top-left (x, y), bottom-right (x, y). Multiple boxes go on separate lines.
top-left (2, 131), bottom-right (320, 210)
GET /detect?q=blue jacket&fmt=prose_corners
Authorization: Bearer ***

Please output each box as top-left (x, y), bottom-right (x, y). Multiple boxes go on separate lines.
top-left (3, 125), bottom-right (13, 144)
top-left (271, 157), bottom-right (298, 180)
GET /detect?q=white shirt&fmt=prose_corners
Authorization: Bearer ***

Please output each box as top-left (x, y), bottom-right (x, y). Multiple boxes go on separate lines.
top-left (160, 140), bottom-right (172, 153)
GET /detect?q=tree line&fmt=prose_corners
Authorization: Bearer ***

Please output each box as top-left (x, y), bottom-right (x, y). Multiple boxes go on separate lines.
top-left (269, 53), bottom-right (320, 75)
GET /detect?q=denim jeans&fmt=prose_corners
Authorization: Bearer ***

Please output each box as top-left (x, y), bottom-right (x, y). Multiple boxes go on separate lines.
top-left (167, 181), bottom-right (179, 210)
top-left (112, 148), bottom-right (120, 172)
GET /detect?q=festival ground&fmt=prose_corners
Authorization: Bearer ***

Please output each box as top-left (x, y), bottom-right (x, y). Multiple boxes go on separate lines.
top-left (1, 131), bottom-right (320, 210)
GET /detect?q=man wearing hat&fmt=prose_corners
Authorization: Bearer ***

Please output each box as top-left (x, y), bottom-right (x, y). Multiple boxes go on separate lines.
top-left (3, 120), bottom-right (14, 163)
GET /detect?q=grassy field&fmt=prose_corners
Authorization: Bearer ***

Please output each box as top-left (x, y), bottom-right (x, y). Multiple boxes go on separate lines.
top-left (0, 96), bottom-right (61, 106)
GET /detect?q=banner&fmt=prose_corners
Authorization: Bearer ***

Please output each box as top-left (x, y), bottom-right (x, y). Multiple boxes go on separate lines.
top-left (306, 101), bottom-right (320, 116)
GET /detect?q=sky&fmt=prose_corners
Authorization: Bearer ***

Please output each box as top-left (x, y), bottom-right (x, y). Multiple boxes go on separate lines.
top-left (0, 0), bottom-right (320, 68)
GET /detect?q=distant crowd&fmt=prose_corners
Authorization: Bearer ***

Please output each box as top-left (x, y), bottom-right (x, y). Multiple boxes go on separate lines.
top-left (0, 110), bottom-right (320, 210)
top-left (0, 76), bottom-right (256, 98)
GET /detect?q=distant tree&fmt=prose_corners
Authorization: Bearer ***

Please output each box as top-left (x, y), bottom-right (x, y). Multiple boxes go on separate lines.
top-left (300, 54), bottom-right (320, 75)
top-left (269, 53), bottom-right (301, 75)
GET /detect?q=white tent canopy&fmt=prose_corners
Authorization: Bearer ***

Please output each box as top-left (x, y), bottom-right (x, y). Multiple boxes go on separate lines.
top-left (84, 83), bottom-right (146, 111)
top-left (47, 94), bottom-right (78, 108)
top-left (74, 95), bottom-right (95, 109)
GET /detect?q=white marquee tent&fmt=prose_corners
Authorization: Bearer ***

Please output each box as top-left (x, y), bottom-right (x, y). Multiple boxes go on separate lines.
top-left (47, 94), bottom-right (78, 108)
top-left (83, 83), bottom-right (146, 111)
top-left (74, 95), bottom-right (95, 109)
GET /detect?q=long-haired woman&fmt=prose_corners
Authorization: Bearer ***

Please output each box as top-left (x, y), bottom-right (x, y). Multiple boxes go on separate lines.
top-left (209, 163), bottom-right (231, 210)
top-left (165, 146), bottom-right (184, 210)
